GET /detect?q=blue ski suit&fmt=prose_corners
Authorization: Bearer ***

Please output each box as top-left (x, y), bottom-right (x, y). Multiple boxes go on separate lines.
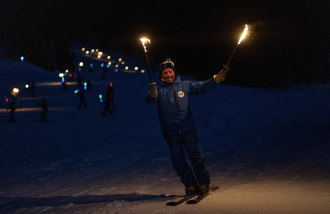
top-left (145, 75), bottom-right (219, 187)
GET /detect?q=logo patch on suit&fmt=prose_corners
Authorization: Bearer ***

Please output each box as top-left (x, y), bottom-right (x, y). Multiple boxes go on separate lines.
top-left (178, 91), bottom-right (184, 98)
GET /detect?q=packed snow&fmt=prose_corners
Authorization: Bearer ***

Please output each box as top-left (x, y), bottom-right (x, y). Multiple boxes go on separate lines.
top-left (1, 49), bottom-right (330, 214)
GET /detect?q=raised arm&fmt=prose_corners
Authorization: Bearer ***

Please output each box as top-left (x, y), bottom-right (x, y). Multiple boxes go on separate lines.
top-left (189, 65), bottom-right (229, 95)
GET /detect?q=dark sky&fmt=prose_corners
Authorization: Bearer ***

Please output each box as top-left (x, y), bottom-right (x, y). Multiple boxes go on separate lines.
top-left (1, 0), bottom-right (329, 87)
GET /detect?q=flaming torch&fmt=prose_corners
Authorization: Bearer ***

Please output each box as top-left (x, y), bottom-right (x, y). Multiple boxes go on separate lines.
top-left (140, 38), bottom-right (153, 84)
top-left (225, 24), bottom-right (250, 67)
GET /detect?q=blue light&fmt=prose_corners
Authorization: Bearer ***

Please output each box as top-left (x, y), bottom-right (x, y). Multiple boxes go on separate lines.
top-left (78, 68), bottom-right (81, 71)
top-left (107, 64), bottom-right (110, 68)
top-left (84, 82), bottom-right (87, 90)
top-left (101, 63), bottom-right (104, 68)
top-left (115, 69), bottom-right (118, 72)
top-left (100, 99), bottom-right (103, 103)
top-left (90, 64), bottom-right (93, 68)
top-left (62, 77), bottom-right (65, 83)
top-left (21, 56), bottom-right (24, 61)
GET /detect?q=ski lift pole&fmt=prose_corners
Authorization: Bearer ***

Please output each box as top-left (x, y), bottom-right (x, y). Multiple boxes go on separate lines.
top-left (140, 38), bottom-right (153, 84)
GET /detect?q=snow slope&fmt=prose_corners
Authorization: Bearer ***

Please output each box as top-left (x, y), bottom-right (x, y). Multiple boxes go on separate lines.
top-left (1, 51), bottom-right (330, 214)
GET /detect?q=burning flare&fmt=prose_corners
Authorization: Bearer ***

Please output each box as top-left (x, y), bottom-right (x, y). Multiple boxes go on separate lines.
top-left (238, 24), bottom-right (249, 45)
top-left (140, 38), bottom-right (151, 52)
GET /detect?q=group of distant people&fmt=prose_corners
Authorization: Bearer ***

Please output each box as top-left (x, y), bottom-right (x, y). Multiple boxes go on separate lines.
top-left (7, 81), bottom-right (48, 123)
top-left (6, 70), bottom-right (116, 123)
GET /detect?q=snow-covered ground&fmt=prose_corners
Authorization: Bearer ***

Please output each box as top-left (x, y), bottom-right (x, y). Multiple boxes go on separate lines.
top-left (1, 51), bottom-right (330, 214)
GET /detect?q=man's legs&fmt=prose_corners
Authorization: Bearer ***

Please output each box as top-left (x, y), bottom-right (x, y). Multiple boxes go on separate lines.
top-left (182, 130), bottom-right (210, 186)
top-left (166, 134), bottom-right (197, 187)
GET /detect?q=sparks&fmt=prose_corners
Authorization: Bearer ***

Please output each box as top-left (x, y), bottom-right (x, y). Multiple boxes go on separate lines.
top-left (238, 24), bottom-right (249, 45)
top-left (140, 38), bottom-right (151, 52)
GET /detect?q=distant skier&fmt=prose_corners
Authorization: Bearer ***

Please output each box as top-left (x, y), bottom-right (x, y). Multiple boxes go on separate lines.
top-left (77, 71), bottom-right (83, 87)
top-left (106, 83), bottom-right (116, 111)
top-left (145, 58), bottom-right (229, 196)
top-left (86, 80), bottom-right (92, 92)
top-left (6, 95), bottom-right (17, 123)
top-left (30, 80), bottom-right (36, 97)
top-left (62, 76), bottom-right (68, 92)
top-left (36, 98), bottom-right (48, 122)
top-left (12, 91), bottom-right (21, 109)
top-left (77, 86), bottom-right (87, 109)
top-left (102, 92), bottom-right (113, 116)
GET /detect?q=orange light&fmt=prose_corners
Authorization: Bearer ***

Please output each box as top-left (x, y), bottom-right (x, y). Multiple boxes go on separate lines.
top-left (238, 24), bottom-right (250, 45)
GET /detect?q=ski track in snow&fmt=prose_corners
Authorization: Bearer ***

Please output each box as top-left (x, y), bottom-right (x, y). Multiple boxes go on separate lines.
top-left (1, 51), bottom-right (330, 214)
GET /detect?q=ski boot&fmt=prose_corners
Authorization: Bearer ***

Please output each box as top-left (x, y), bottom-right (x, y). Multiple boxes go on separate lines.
top-left (185, 185), bottom-right (198, 196)
top-left (198, 183), bottom-right (209, 195)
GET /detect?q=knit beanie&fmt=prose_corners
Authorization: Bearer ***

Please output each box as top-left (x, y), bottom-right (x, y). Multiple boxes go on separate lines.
top-left (159, 58), bottom-right (176, 76)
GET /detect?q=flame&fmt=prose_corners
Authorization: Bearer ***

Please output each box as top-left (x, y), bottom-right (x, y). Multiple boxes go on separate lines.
top-left (5, 96), bottom-right (8, 102)
top-left (140, 38), bottom-right (151, 52)
top-left (238, 24), bottom-right (249, 45)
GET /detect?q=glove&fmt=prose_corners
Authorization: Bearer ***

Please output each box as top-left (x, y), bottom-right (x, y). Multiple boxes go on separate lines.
top-left (149, 83), bottom-right (157, 97)
top-left (214, 64), bottom-right (230, 83)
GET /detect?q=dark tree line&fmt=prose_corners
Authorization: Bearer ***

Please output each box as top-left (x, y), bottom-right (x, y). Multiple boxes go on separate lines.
top-left (1, 0), bottom-right (329, 89)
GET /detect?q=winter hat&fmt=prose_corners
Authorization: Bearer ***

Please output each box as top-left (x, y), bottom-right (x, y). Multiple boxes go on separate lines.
top-left (159, 58), bottom-right (176, 76)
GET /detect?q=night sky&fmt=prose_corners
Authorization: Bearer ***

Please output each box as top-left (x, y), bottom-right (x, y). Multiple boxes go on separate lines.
top-left (1, 0), bottom-right (329, 88)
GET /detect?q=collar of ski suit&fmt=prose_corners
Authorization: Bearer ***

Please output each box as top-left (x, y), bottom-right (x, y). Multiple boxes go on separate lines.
top-left (158, 75), bottom-right (181, 87)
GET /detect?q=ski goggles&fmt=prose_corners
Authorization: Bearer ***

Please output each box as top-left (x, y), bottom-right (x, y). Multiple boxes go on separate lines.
top-left (160, 62), bottom-right (175, 69)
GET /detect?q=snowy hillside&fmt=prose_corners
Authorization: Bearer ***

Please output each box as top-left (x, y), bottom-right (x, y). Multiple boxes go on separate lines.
top-left (1, 52), bottom-right (330, 214)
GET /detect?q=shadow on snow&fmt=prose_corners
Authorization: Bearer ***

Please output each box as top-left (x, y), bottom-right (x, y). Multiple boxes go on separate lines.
top-left (0, 193), bottom-right (180, 209)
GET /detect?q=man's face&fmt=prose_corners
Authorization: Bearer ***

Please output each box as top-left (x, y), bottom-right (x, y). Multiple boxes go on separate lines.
top-left (161, 68), bottom-right (175, 84)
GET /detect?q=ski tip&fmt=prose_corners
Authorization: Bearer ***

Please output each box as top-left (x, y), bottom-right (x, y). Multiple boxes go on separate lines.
top-left (187, 199), bottom-right (199, 204)
top-left (166, 202), bottom-right (178, 206)
top-left (210, 186), bottom-right (219, 191)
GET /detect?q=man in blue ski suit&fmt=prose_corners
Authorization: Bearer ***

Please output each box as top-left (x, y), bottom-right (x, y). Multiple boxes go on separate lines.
top-left (145, 58), bottom-right (229, 196)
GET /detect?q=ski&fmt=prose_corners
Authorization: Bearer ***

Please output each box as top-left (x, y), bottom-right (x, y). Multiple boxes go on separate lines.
top-left (166, 194), bottom-right (198, 206)
top-left (186, 186), bottom-right (219, 205)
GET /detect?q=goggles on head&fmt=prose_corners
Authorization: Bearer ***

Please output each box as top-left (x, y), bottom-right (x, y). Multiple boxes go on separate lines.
top-left (160, 62), bottom-right (174, 69)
